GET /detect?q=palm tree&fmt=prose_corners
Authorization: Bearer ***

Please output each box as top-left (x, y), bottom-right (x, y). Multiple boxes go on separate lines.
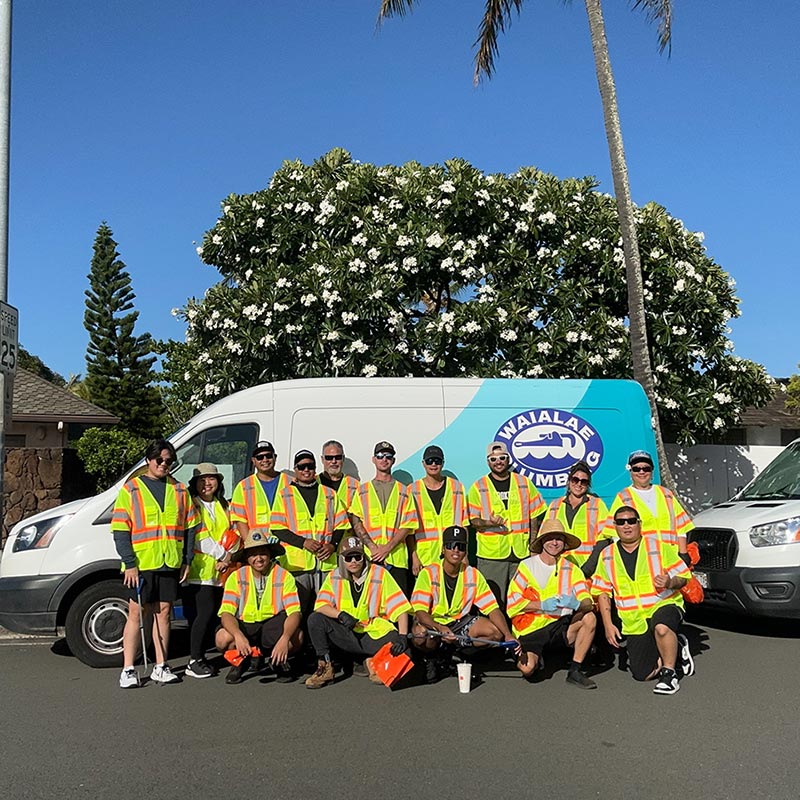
top-left (378, 0), bottom-right (677, 490)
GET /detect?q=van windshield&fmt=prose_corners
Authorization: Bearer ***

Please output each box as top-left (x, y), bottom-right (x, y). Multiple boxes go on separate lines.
top-left (739, 441), bottom-right (800, 500)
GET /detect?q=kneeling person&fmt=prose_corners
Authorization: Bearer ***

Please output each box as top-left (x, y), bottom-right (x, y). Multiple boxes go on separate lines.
top-left (306, 537), bottom-right (412, 689)
top-left (507, 519), bottom-right (597, 689)
top-left (411, 526), bottom-right (516, 682)
top-left (215, 532), bottom-right (303, 684)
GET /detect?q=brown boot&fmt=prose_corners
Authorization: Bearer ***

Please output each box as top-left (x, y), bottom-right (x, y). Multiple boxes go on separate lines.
top-left (305, 659), bottom-right (335, 689)
top-left (365, 657), bottom-right (383, 685)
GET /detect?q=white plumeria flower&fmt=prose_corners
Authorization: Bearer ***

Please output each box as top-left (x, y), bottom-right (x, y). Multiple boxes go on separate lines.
top-left (362, 364), bottom-right (378, 378)
top-left (538, 211), bottom-right (557, 225)
top-left (256, 217), bottom-right (265, 229)
top-left (397, 234), bottom-right (412, 247)
top-left (664, 398), bottom-right (678, 410)
top-left (565, 331), bottom-right (579, 343)
top-left (527, 365), bottom-right (544, 377)
top-left (440, 181), bottom-right (456, 193)
top-left (674, 279), bottom-right (686, 292)
top-left (212, 234), bottom-right (223, 245)
top-left (426, 232), bottom-right (445, 248)
top-left (713, 417), bottom-right (724, 430)
top-left (352, 232), bottom-right (368, 246)
top-left (537, 342), bottom-right (552, 354)
top-left (349, 339), bottom-right (368, 354)
top-left (367, 248), bottom-right (380, 261)
top-left (500, 329), bottom-right (518, 342)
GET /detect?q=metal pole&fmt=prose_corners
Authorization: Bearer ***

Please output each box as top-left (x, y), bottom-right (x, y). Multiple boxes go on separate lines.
top-left (0, 0), bottom-right (11, 543)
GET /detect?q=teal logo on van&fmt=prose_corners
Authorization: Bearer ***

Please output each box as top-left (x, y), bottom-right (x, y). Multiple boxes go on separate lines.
top-left (494, 408), bottom-right (604, 489)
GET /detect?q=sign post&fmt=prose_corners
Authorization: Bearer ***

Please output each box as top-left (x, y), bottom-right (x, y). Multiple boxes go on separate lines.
top-left (0, 301), bottom-right (16, 541)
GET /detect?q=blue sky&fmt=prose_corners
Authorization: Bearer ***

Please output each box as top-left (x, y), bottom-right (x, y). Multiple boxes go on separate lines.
top-left (9, 1), bottom-right (799, 379)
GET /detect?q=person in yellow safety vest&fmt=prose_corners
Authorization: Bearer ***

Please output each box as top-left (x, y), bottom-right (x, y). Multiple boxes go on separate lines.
top-left (304, 536), bottom-right (412, 689)
top-left (608, 450), bottom-right (694, 561)
top-left (269, 449), bottom-right (350, 615)
top-left (409, 445), bottom-right (469, 576)
top-left (506, 519), bottom-right (598, 689)
top-left (411, 525), bottom-right (519, 684)
top-left (318, 439), bottom-right (360, 511)
top-left (468, 441), bottom-right (547, 605)
top-left (546, 460), bottom-right (612, 578)
top-left (184, 462), bottom-right (236, 680)
top-left (112, 439), bottom-right (199, 689)
top-left (229, 440), bottom-right (290, 543)
top-left (593, 505), bottom-right (695, 695)
top-left (215, 531), bottom-right (303, 685)
top-left (349, 441), bottom-right (418, 597)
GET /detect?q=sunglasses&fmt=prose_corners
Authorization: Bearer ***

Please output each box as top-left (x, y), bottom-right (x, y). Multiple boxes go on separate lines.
top-left (296, 462), bottom-right (315, 471)
top-left (424, 457), bottom-right (443, 466)
top-left (343, 553), bottom-right (364, 562)
top-left (375, 453), bottom-right (395, 460)
top-left (254, 453), bottom-right (275, 461)
top-left (444, 542), bottom-right (467, 552)
top-left (323, 454), bottom-right (343, 462)
top-left (630, 466), bottom-right (652, 473)
top-left (569, 477), bottom-right (590, 486)
top-left (154, 456), bottom-right (175, 467)
top-left (488, 455), bottom-right (509, 463)
top-left (614, 517), bottom-right (640, 526)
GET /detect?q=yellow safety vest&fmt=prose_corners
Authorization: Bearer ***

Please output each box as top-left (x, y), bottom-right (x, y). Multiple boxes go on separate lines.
top-left (609, 485), bottom-right (694, 546)
top-left (410, 478), bottom-right (468, 567)
top-left (219, 563), bottom-right (300, 623)
top-left (188, 498), bottom-right (232, 584)
top-left (349, 481), bottom-right (418, 569)
top-left (270, 484), bottom-right (347, 573)
top-left (411, 563), bottom-right (498, 624)
top-left (547, 495), bottom-right (610, 565)
top-left (467, 473), bottom-right (545, 560)
top-left (592, 538), bottom-right (690, 636)
top-left (111, 477), bottom-right (194, 571)
top-left (318, 474), bottom-right (360, 512)
top-left (315, 564), bottom-right (412, 639)
top-left (229, 473), bottom-right (290, 531)
top-left (507, 557), bottom-right (590, 637)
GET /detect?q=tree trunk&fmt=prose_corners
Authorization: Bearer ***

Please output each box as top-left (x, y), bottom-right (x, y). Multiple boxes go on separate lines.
top-left (583, 0), bottom-right (676, 492)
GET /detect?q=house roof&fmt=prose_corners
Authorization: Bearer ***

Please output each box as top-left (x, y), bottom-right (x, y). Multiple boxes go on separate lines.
top-left (739, 385), bottom-right (800, 429)
top-left (10, 368), bottom-right (119, 424)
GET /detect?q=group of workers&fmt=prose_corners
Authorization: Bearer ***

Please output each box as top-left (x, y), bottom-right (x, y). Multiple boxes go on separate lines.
top-left (111, 436), bottom-right (698, 696)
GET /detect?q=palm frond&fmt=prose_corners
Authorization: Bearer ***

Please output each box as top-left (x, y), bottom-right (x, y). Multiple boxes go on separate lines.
top-left (631, 0), bottom-right (673, 54)
top-left (473, 0), bottom-right (525, 84)
top-left (377, 0), bottom-right (417, 28)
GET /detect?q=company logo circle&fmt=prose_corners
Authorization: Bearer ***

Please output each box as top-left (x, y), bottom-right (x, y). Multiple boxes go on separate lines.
top-left (493, 408), bottom-right (604, 489)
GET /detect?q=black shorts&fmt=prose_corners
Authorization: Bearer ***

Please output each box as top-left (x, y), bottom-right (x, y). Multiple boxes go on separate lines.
top-left (626, 605), bottom-right (684, 681)
top-left (218, 612), bottom-right (288, 654)
top-left (447, 614), bottom-right (480, 638)
top-left (518, 616), bottom-right (572, 658)
top-left (124, 569), bottom-right (180, 605)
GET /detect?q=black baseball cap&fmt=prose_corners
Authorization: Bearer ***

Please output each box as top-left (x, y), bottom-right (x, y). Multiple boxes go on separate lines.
top-left (423, 445), bottom-right (444, 461)
top-left (442, 525), bottom-right (468, 547)
top-left (293, 449), bottom-right (315, 466)
top-left (373, 441), bottom-right (396, 456)
top-left (252, 441), bottom-right (275, 456)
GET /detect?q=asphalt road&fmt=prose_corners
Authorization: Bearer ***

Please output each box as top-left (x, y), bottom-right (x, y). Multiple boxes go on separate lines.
top-left (1, 612), bottom-right (798, 800)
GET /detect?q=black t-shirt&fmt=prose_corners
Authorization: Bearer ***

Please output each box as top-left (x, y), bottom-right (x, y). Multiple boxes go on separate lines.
top-left (426, 484), bottom-right (446, 515)
top-left (319, 473), bottom-right (343, 493)
top-left (443, 571), bottom-right (458, 605)
top-left (349, 580), bottom-right (364, 606)
top-left (618, 543), bottom-right (640, 581)
top-left (562, 495), bottom-right (588, 527)
top-left (140, 476), bottom-right (167, 511)
top-left (488, 475), bottom-right (511, 509)
top-left (293, 482), bottom-right (319, 516)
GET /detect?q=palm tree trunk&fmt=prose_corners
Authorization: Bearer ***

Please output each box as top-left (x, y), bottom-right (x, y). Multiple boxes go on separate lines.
top-left (583, 0), bottom-right (675, 491)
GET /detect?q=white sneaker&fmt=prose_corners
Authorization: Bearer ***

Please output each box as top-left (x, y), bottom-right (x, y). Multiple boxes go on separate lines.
top-left (119, 667), bottom-right (138, 689)
top-left (150, 663), bottom-right (180, 684)
top-left (677, 634), bottom-right (695, 677)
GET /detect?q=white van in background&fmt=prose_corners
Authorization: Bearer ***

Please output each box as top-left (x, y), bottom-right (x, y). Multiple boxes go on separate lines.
top-left (690, 437), bottom-right (800, 619)
top-left (0, 377), bottom-right (656, 666)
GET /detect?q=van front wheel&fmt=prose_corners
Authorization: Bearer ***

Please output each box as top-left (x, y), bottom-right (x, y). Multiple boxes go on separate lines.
top-left (64, 580), bottom-right (129, 668)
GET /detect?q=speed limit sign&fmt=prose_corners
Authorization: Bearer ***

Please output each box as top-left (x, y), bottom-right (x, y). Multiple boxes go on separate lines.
top-left (0, 301), bottom-right (18, 375)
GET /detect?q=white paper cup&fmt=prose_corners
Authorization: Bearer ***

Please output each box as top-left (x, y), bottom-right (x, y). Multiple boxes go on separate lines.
top-left (457, 662), bottom-right (472, 694)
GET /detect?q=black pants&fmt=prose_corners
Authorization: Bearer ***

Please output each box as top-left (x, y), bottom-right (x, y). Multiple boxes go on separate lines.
top-left (307, 611), bottom-right (400, 659)
top-left (182, 584), bottom-right (223, 662)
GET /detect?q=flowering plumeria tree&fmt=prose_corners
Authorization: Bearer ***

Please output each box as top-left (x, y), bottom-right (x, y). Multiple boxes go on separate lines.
top-left (161, 149), bottom-right (772, 444)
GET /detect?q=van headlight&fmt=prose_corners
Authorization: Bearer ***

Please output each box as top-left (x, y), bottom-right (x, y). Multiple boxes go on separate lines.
top-left (11, 515), bottom-right (72, 552)
top-left (749, 517), bottom-right (800, 548)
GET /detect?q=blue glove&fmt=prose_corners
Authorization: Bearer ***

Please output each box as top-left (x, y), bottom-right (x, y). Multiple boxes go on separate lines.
top-left (540, 597), bottom-right (560, 613)
top-left (559, 594), bottom-right (581, 611)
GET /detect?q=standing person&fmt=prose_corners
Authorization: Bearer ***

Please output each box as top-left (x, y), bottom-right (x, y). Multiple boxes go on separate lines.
top-left (270, 450), bottom-right (349, 615)
top-left (305, 536), bottom-right (412, 689)
top-left (411, 525), bottom-right (517, 683)
top-left (318, 439), bottom-right (360, 512)
top-left (112, 439), bottom-right (198, 688)
top-left (468, 441), bottom-right (546, 605)
top-left (593, 506), bottom-right (695, 695)
top-left (183, 463), bottom-right (234, 679)
top-left (506, 520), bottom-right (597, 689)
top-left (546, 461), bottom-right (611, 576)
top-left (409, 445), bottom-right (469, 576)
top-left (215, 532), bottom-right (303, 684)
top-left (349, 441), bottom-right (418, 596)
top-left (608, 451), bottom-right (694, 558)
top-left (229, 440), bottom-right (290, 543)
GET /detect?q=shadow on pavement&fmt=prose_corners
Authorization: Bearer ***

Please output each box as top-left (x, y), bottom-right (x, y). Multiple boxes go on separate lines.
top-left (687, 607), bottom-right (800, 639)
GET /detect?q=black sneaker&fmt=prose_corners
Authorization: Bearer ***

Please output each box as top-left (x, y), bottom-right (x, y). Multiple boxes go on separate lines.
top-left (566, 668), bottom-right (597, 690)
top-left (247, 655), bottom-right (264, 674)
top-left (226, 656), bottom-right (251, 685)
top-left (185, 659), bottom-right (214, 679)
top-left (653, 667), bottom-right (680, 695)
top-left (424, 658), bottom-right (440, 684)
top-left (677, 634), bottom-right (695, 678)
top-left (273, 662), bottom-right (297, 684)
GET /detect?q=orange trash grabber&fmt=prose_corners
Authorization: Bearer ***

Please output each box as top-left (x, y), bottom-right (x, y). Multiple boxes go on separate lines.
top-left (680, 542), bottom-right (704, 604)
top-left (510, 586), bottom-right (541, 633)
top-left (372, 642), bottom-right (414, 688)
top-left (217, 528), bottom-right (242, 585)
top-left (224, 646), bottom-right (261, 667)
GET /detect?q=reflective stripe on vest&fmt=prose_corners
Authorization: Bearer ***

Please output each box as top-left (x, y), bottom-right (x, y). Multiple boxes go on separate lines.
top-left (229, 565), bottom-right (286, 622)
top-left (427, 563), bottom-right (477, 619)
top-left (357, 482), bottom-right (412, 569)
top-left (329, 570), bottom-right (382, 622)
top-left (473, 474), bottom-right (532, 560)
top-left (548, 496), bottom-right (603, 559)
top-left (123, 479), bottom-right (187, 570)
top-left (189, 498), bottom-right (231, 583)
top-left (619, 486), bottom-right (680, 545)
top-left (274, 484), bottom-right (338, 572)
top-left (509, 558), bottom-right (577, 636)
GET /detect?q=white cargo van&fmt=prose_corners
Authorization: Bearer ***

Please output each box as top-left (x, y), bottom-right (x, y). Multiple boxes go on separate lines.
top-left (690, 437), bottom-right (800, 619)
top-left (0, 377), bottom-right (656, 666)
